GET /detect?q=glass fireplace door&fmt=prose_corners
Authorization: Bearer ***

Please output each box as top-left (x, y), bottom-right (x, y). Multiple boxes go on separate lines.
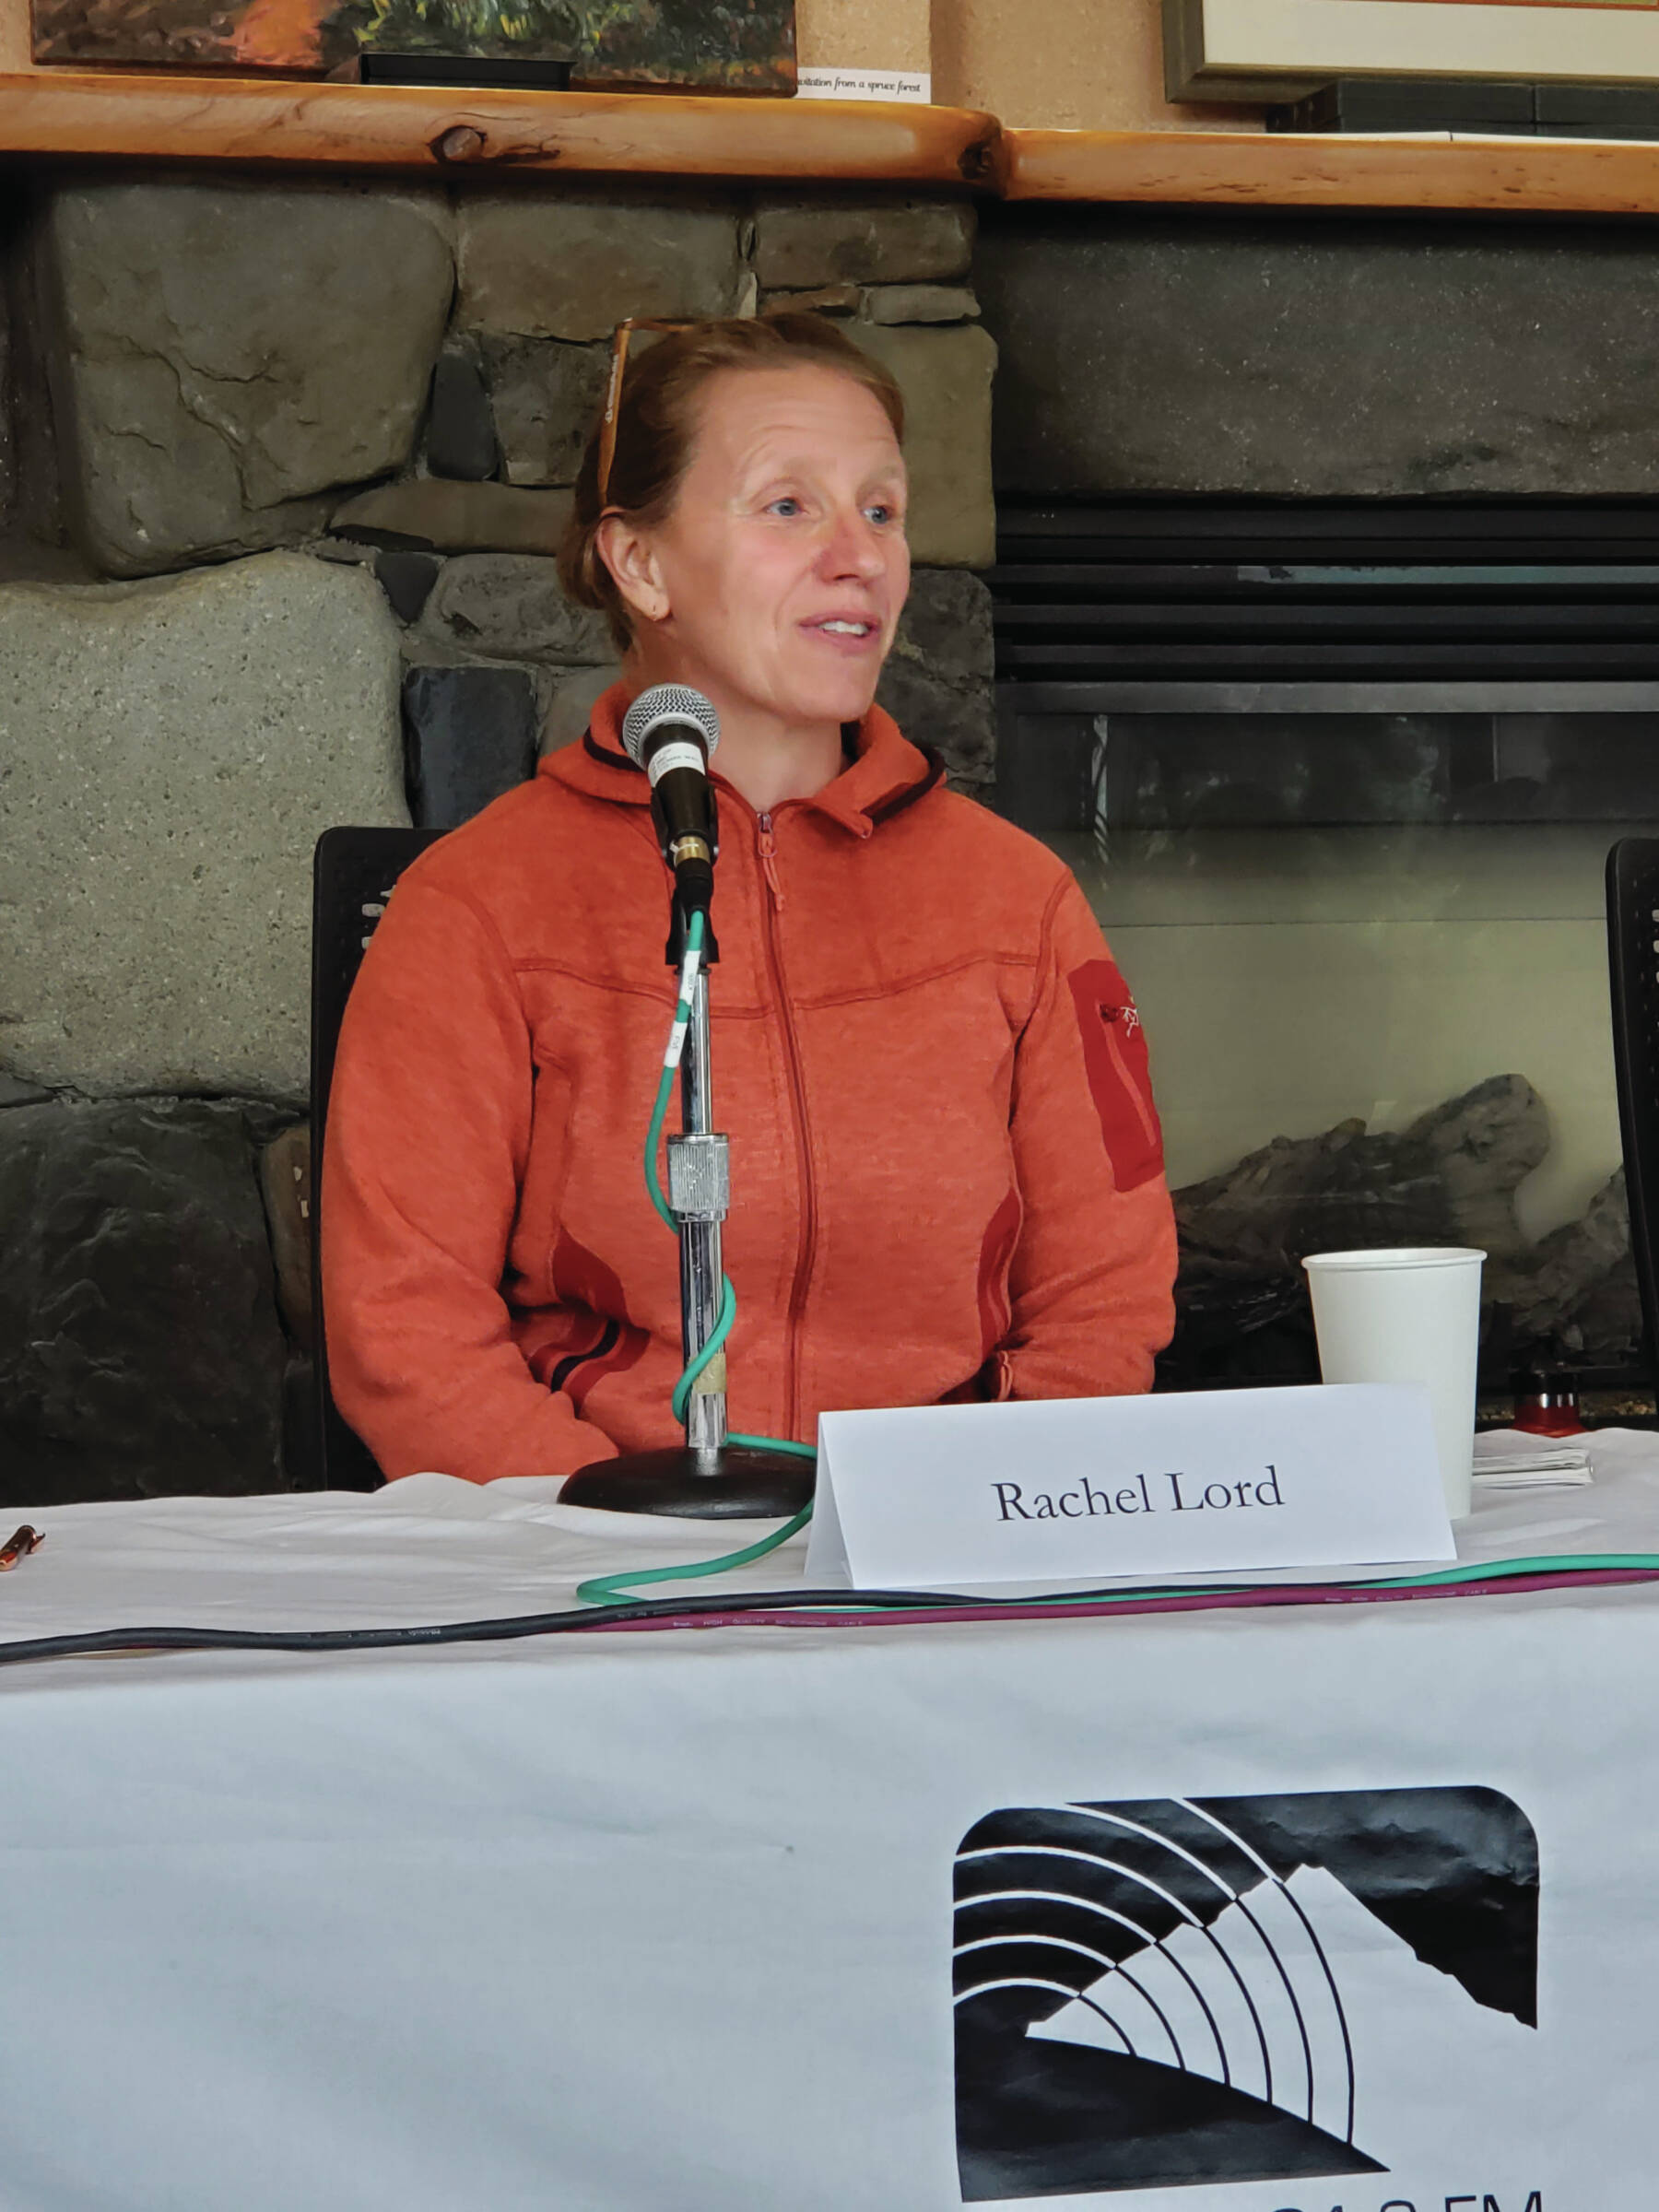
top-left (999, 680), bottom-right (1659, 1387)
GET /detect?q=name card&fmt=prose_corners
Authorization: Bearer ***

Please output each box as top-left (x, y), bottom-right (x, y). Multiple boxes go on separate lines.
top-left (794, 67), bottom-right (933, 103)
top-left (803, 1384), bottom-right (1455, 1590)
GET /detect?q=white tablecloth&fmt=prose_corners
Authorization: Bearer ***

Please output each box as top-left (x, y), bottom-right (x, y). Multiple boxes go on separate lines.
top-left (3, 1439), bottom-right (1658, 2209)
top-left (9, 1425), bottom-right (1659, 1641)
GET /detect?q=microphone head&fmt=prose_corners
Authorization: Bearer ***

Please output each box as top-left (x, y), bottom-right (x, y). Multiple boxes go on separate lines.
top-left (622, 685), bottom-right (721, 767)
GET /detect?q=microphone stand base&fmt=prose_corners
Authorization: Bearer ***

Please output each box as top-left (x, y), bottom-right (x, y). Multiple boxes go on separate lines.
top-left (559, 1444), bottom-right (815, 1520)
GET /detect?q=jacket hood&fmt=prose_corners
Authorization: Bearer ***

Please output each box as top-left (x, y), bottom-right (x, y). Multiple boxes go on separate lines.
top-left (539, 681), bottom-right (943, 836)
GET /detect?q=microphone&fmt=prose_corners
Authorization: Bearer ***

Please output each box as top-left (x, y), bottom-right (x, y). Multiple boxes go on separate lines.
top-left (622, 685), bottom-right (721, 919)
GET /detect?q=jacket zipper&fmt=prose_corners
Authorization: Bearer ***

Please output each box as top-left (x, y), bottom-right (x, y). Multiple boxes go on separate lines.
top-left (756, 809), bottom-right (816, 1440)
top-left (756, 816), bottom-right (786, 908)
top-left (1102, 1009), bottom-right (1160, 1153)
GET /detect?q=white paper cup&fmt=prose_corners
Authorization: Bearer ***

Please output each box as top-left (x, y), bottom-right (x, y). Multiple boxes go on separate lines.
top-left (1302, 1246), bottom-right (1486, 1519)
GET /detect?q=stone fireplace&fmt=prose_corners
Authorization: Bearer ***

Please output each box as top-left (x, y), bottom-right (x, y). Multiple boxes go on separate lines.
top-left (4, 165), bottom-right (1656, 1506)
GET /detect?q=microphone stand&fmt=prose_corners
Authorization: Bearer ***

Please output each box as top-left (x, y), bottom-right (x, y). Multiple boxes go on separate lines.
top-left (560, 901), bottom-right (818, 1520)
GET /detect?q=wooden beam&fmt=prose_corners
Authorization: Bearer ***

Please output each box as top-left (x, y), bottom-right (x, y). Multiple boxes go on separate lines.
top-left (0, 70), bottom-right (1000, 187)
top-left (1000, 127), bottom-right (1659, 216)
top-left (11, 76), bottom-right (1659, 216)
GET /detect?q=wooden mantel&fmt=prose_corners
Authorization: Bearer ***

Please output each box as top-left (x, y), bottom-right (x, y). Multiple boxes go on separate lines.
top-left (1000, 126), bottom-right (1659, 217)
top-left (6, 70), bottom-right (1659, 214)
top-left (0, 70), bottom-right (1000, 184)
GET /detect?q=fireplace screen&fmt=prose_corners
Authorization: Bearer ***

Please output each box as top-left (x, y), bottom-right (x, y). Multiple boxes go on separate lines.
top-left (997, 680), bottom-right (1650, 1394)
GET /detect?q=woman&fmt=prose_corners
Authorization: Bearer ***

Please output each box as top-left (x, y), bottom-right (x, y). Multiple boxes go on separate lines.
top-left (322, 313), bottom-right (1176, 1484)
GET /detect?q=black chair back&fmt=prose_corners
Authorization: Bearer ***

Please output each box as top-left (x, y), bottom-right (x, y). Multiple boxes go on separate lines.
top-left (310, 827), bottom-right (443, 1490)
top-left (1606, 837), bottom-right (1659, 1376)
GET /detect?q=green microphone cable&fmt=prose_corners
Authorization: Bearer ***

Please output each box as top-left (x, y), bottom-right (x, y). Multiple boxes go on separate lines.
top-left (576, 909), bottom-right (815, 1606)
top-left (9, 1553), bottom-right (1659, 1672)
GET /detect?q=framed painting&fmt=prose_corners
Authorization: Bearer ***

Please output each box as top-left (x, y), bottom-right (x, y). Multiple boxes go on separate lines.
top-left (1164, 0), bottom-right (1659, 101)
top-left (30, 0), bottom-right (797, 91)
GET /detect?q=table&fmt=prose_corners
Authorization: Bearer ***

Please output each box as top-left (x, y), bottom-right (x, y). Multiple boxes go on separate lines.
top-left (3, 1441), bottom-right (1657, 2209)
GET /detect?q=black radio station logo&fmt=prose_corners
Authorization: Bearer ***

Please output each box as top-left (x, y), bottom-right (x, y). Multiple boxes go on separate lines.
top-left (953, 1786), bottom-right (1538, 2201)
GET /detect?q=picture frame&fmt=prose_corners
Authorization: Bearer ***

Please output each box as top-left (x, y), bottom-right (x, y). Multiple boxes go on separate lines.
top-left (30, 0), bottom-right (797, 93)
top-left (1164, 0), bottom-right (1659, 103)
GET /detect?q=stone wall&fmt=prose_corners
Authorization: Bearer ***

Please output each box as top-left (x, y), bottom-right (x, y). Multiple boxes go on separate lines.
top-left (978, 206), bottom-right (1659, 499)
top-left (0, 171), bottom-right (997, 1504)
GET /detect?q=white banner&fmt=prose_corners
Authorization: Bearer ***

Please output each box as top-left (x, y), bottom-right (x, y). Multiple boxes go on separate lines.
top-left (0, 1564), bottom-right (1644, 2206)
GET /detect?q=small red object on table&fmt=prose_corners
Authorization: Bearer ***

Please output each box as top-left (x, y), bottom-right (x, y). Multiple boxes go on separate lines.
top-left (1512, 1367), bottom-right (1588, 1438)
top-left (0, 1525), bottom-right (44, 1571)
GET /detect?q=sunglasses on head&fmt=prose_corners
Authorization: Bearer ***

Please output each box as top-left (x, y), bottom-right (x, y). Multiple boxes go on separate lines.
top-left (597, 318), bottom-right (700, 508)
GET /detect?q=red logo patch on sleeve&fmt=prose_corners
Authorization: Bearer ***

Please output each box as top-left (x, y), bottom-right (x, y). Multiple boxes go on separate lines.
top-left (1065, 958), bottom-right (1166, 1192)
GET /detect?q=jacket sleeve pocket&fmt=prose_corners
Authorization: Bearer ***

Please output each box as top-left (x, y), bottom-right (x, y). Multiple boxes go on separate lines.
top-left (1065, 956), bottom-right (1166, 1193)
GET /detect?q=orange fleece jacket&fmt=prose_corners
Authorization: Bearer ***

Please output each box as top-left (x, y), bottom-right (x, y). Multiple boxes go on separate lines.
top-left (322, 688), bottom-right (1177, 1482)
